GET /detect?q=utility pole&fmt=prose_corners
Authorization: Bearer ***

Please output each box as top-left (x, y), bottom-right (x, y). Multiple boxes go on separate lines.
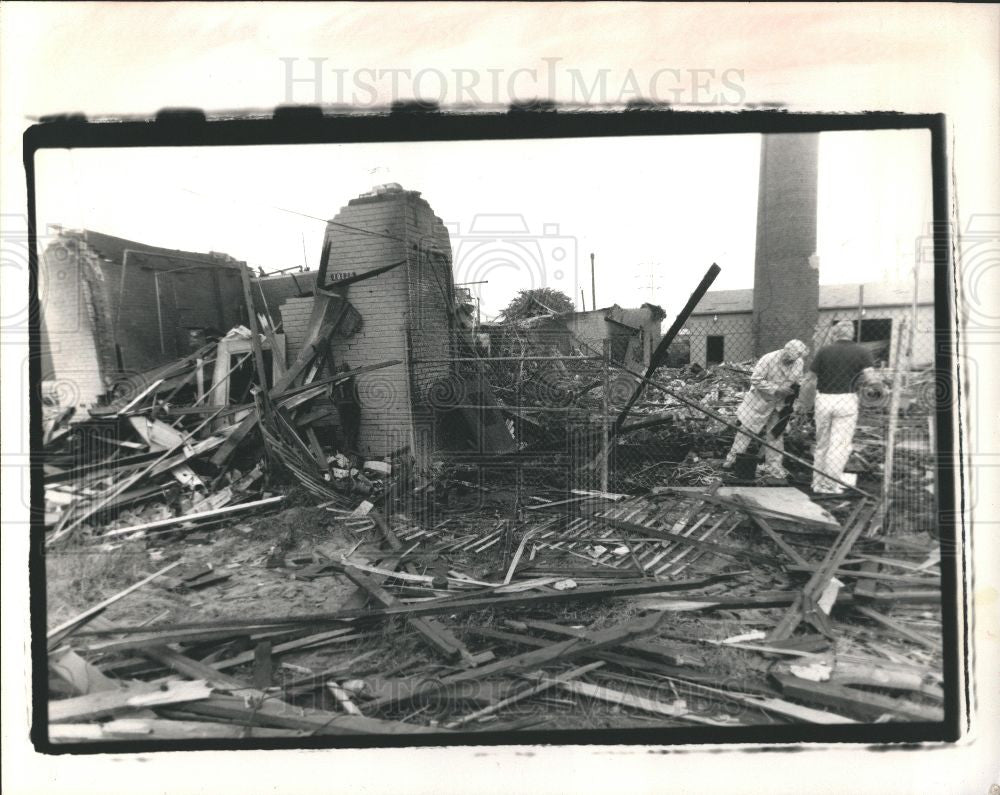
top-left (590, 252), bottom-right (596, 310)
top-left (580, 289), bottom-right (586, 312)
top-left (856, 285), bottom-right (864, 342)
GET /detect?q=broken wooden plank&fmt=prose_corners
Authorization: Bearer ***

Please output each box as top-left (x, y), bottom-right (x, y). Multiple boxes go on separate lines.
top-left (72, 571), bottom-right (750, 638)
top-left (49, 679), bottom-right (213, 724)
top-left (140, 645), bottom-right (251, 692)
top-left (444, 662), bottom-right (604, 729)
top-left (773, 674), bottom-right (943, 722)
top-left (854, 605), bottom-right (942, 650)
top-left (339, 564), bottom-right (487, 665)
top-left (535, 676), bottom-right (687, 719)
top-left (769, 500), bottom-right (877, 641)
top-left (786, 565), bottom-right (934, 587)
top-left (614, 262), bottom-right (721, 431)
top-left (772, 656), bottom-right (943, 698)
top-left (167, 693), bottom-right (445, 735)
top-left (598, 515), bottom-right (774, 566)
top-left (334, 558), bottom-right (493, 589)
top-left (101, 496), bottom-right (284, 538)
top-left (472, 625), bottom-right (714, 685)
top-left (50, 719), bottom-right (305, 742)
top-left (46, 560), bottom-right (183, 646)
top-left (253, 641), bottom-right (274, 689)
top-left (327, 682), bottom-right (362, 715)
top-left (515, 619), bottom-right (705, 668)
top-left (444, 612), bottom-right (665, 684)
top-left (657, 676), bottom-right (858, 725)
top-left (751, 515), bottom-right (808, 566)
top-left (364, 612), bottom-right (667, 710)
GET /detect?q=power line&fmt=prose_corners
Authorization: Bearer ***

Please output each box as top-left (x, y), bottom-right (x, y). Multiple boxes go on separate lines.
top-left (180, 187), bottom-right (412, 246)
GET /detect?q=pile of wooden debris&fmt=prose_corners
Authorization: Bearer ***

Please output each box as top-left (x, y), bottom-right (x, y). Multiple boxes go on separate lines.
top-left (43, 290), bottom-right (400, 548)
top-left (45, 476), bottom-right (943, 742)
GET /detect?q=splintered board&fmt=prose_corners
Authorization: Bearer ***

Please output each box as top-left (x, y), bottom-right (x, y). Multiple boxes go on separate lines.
top-left (388, 495), bottom-right (747, 579)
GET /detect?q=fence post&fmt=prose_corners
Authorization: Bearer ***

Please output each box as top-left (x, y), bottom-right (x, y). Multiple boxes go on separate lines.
top-left (880, 317), bottom-right (908, 535)
top-left (601, 338), bottom-right (611, 492)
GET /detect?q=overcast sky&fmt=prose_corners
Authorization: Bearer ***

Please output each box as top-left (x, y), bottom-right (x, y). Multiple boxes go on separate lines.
top-left (34, 128), bottom-right (932, 320)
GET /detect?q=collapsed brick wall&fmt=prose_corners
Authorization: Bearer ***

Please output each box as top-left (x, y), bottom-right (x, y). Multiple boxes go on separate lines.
top-left (39, 239), bottom-right (115, 410)
top-left (282, 187), bottom-right (454, 463)
top-left (254, 271), bottom-right (319, 325)
top-left (563, 313), bottom-right (607, 353)
top-left (752, 133), bottom-right (821, 358)
top-left (277, 296), bottom-right (314, 361)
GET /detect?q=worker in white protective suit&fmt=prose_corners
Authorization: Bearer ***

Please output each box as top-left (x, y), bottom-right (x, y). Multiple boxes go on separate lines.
top-left (722, 339), bottom-right (809, 478)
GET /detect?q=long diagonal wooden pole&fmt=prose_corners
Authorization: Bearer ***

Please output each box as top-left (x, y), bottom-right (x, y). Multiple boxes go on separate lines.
top-left (614, 263), bottom-right (721, 433)
top-left (608, 361), bottom-right (873, 498)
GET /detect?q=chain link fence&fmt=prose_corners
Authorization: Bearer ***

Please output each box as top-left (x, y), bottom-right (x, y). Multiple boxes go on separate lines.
top-left (432, 310), bottom-right (938, 534)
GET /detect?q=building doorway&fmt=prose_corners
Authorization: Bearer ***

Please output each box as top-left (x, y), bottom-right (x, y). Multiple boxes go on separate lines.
top-left (706, 335), bottom-right (725, 365)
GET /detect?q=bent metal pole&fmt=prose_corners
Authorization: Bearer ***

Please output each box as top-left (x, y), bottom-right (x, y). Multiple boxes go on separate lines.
top-left (614, 263), bottom-right (721, 433)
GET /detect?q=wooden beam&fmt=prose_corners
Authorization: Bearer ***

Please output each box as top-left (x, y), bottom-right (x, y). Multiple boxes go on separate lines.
top-left (774, 674), bottom-right (943, 722)
top-left (445, 662), bottom-right (604, 728)
top-left (79, 572), bottom-right (746, 638)
top-left (769, 500), bottom-right (877, 641)
top-left (49, 679), bottom-right (213, 724)
top-left (46, 561), bottom-right (183, 645)
top-left (101, 496), bottom-right (284, 538)
top-left (854, 604), bottom-right (941, 650)
top-left (614, 262), bottom-right (721, 432)
top-left (339, 564), bottom-right (478, 664)
top-left (167, 693), bottom-right (445, 735)
top-left (363, 613), bottom-right (666, 710)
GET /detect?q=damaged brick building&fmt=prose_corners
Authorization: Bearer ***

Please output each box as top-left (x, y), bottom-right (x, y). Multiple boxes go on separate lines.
top-left (39, 229), bottom-right (248, 411)
top-left (278, 184), bottom-right (464, 466)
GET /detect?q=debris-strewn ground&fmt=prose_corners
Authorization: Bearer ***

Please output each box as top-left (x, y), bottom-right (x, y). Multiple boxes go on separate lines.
top-left (45, 470), bottom-right (943, 740)
top-left (42, 310), bottom-right (943, 741)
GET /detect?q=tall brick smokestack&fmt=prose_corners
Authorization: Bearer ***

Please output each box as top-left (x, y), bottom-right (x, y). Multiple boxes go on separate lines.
top-left (752, 134), bottom-right (820, 357)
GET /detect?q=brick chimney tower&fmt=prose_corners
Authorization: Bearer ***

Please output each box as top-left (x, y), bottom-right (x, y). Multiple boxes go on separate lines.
top-left (752, 133), bottom-right (821, 357)
top-left (322, 184), bottom-right (455, 465)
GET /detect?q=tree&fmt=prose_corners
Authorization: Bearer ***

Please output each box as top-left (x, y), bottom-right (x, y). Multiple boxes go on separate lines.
top-left (499, 287), bottom-right (575, 322)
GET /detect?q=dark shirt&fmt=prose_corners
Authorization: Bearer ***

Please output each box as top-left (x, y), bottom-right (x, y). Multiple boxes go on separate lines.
top-left (810, 340), bottom-right (874, 394)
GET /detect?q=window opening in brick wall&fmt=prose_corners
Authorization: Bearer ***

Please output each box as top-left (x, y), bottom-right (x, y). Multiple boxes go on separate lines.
top-left (853, 317), bottom-right (893, 343)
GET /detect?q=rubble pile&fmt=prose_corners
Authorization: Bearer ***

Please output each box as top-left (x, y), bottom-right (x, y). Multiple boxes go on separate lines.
top-left (43, 320), bottom-right (401, 548)
top-left (46, 473), bottom-right (943, 740)
top-left (41, 263), bottom-right (945, 742)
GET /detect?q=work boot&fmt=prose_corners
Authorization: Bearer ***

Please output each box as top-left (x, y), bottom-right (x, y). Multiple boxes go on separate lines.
top-left (759, 465), bottom-right (789, 481)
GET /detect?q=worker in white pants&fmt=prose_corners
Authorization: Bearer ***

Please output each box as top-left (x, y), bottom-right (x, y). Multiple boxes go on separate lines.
top-left (807, 320), bottom-right (880, 493)
top-left (723, 339), bottom-right (809, 479)
top-left (811, 392), bottom-right (860, 493)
